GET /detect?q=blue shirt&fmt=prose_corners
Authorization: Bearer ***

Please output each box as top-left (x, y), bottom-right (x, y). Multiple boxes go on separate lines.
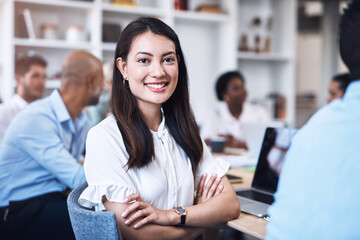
top-left (266, 81), bottom-right (360, 240)
top-left (0, 90), bottom-right (87, 207)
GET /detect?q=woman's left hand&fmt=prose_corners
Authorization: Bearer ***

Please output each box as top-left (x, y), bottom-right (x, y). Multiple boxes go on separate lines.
top-left (121, 194), bottom-right (170, 229)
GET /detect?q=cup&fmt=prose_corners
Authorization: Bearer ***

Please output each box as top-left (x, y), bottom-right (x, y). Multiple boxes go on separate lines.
top-left (66, 25), bottom-right (84, 42)
top-left (41, 23), bottom-right (58, 40)
top-left (210, 137), bottom-right (226, 153)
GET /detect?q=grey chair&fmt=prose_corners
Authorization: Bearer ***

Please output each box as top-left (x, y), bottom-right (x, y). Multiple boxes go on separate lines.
top-left (67, 182), bottom-right (122, 240)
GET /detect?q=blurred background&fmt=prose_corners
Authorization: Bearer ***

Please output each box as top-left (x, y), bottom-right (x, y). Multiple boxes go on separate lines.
top-left (0, 0), bottom-right (350, 129)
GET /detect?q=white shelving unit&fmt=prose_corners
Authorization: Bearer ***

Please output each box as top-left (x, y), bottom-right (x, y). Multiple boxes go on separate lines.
top-left (0, 0), bottom-right (296, 126)
top-left (236, 0), bottom-right (297, 126)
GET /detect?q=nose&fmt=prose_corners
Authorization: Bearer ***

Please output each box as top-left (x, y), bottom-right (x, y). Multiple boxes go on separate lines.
top-left (150, 61), bottom-right (165, 78)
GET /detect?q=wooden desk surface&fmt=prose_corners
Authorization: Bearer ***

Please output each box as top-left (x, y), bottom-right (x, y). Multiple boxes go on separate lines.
top-left (226, 167), bottom-right (267, 240)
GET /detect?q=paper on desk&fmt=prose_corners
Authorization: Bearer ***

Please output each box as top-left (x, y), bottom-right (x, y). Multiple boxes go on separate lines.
top-left (214, 155), bottom-right (257, 168)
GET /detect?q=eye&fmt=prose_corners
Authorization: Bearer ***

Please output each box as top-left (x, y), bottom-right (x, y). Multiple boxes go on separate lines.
top-left (163, 57), bottom-right (175, 63)
top-left (138, 58), bottom-right (149, 64)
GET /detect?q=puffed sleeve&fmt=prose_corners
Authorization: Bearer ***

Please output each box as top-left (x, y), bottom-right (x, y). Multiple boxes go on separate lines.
top-left (194, 140), bottom-right (230, 188)
top-left (78, 120), bottom-right (137, 210)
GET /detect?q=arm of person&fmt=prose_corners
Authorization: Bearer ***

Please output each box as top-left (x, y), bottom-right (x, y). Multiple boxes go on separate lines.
top-left (103, 173), bottom-right (226, 239)
top-left (121, 175), bottom-right (240, 230)
top-left (104, 199), bottom-right (204, 240)
top-left (219, 134), bottom-right (248, 150)
top-left (15, 113), bottom-right (85, 189)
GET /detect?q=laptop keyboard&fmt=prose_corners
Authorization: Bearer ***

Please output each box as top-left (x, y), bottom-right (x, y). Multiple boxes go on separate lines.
top-left (236, 190), bottom-right (274, 205)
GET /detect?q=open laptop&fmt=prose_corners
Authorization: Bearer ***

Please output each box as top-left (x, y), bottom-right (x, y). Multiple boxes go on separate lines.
top-left (236, 127), bottom-right (297, 219)
top-left (241, 121), bottom-right (285, 162)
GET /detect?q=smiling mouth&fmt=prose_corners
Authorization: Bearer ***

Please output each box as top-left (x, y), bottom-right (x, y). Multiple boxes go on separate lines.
top-left (145, 83), bottom-right (167, 89)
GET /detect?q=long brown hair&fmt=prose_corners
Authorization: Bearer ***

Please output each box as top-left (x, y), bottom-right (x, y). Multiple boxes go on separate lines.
top-left (111, 17), bottom-right (203, 174)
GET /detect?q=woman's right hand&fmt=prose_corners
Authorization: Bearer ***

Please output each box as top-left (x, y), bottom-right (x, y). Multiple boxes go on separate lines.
top-left (194, 173), bottom-right (223, 205)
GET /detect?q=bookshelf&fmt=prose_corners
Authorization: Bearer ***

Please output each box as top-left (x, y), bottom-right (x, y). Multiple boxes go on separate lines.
top-left (0, 0), bottom-right (297, 126)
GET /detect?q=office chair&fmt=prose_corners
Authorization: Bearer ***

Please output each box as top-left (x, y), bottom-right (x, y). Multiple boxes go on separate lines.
top-left (67, 182), bottom-right (122, 240)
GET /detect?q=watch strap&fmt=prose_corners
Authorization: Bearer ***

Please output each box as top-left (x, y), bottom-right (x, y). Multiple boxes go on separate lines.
top-left (180, 214), bottom-right (186, 226)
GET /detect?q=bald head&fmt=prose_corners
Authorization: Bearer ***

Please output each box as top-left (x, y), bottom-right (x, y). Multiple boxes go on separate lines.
top-left (61, 50), bottom-right (102, 86)
top-left (59, 51), bottom-right (104, 114)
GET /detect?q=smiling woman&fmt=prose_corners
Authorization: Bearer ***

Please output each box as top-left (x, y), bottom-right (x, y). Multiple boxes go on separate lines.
top-left (78, 17), bottom-right (240, 240)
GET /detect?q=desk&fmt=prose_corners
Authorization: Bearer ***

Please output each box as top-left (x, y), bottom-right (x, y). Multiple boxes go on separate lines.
top-left (226, 167), bottom-right (267, 240)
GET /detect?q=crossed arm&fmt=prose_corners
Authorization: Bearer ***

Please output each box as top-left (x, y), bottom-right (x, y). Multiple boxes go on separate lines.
top-left (103, 174), bottom-right (241, 240)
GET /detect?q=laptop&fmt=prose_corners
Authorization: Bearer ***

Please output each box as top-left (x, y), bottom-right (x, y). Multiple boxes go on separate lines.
top-left (236, 127), bottom-right (297, 219)
top-left (241, 121), bottom-right (285, 162)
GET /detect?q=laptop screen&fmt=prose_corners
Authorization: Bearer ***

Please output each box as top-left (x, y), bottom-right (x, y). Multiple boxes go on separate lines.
top-left (251, 127), bottom-right (298, 193)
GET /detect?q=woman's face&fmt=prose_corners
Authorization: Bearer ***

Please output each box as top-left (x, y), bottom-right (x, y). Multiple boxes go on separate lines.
top-left (224, 77), bottom-right (246, 107)
top-left (117, 31), bottom-right (178, 111)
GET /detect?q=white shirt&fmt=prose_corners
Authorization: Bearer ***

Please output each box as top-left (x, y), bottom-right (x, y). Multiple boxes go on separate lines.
top-left (79, 115), bottom-right (229, 211)
top-left (201, 102), bottom-right (270, 141)
top-left (0, 94), bottom-right (28, 144)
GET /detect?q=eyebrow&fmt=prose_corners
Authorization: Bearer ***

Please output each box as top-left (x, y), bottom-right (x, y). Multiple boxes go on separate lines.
top-left (136, 51), bottom-right (176, 57)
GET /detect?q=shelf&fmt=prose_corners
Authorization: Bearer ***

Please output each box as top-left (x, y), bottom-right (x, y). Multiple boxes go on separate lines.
top-left (102, 3), bottom-right (166, 17)
top-left (237, 52), bottom-right (292, 62)
top-left (15, 0), bottom-right (94, 9)
top-left (45, 79), bottom-right (61, 89)
top-left (14, 38), bottom-right (92, 50)
top-left (174, 10), bottom-right (229, 23)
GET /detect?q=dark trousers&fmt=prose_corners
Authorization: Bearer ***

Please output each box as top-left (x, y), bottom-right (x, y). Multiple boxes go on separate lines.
top-left (0, 192), bottom-right (75, 240)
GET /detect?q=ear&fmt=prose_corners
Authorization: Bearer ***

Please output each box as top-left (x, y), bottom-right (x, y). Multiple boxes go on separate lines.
top-left (15, 74), bottom-right (22, 85)
top-left (85, 74), bottom-right (95, 91)
top-left (116, 57), bottom-right (127, 79)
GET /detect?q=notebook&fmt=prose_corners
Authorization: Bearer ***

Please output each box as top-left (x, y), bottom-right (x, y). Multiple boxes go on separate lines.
top-left (236, 127), bottom-right (297, 219)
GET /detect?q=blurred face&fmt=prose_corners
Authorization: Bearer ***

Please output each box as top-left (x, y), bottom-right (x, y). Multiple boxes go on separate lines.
top-left (88, 68), bottom-right (104, 106)
top-left (327, 80), bottom-right (344, 103)
top-left (117, 31), bottom-right (178, 112)
top-left (223, 77), bottom-right (247, 108)
top-left (17, 64), bottom-right (46, 103)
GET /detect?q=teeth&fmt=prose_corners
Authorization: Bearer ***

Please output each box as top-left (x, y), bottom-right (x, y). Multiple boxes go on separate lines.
top-left (146, 83), bottom-right (166, 89)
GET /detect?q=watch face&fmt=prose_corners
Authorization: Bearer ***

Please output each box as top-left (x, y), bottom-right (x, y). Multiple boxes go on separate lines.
top-left (175, 206), bottom-right (186, 214)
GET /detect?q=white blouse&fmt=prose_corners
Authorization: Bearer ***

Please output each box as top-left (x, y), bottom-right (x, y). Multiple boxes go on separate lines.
top-left (201, 102), bottom-right (270, 141)
top-left (79, 115), bottom-right (229, 211)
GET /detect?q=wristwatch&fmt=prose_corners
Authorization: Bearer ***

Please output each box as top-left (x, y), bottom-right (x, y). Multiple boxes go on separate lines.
top-left (174, 206), bottom-right (187, 226)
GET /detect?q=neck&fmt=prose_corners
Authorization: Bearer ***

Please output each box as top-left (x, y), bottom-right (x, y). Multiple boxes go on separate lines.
top-left (17, 91), bottom-right (34, 103)
top-left (227, 102), bottom-right (243, 119)
top-left (138, 102), bottom-right (162, 132)
top-left (59, 88), bottom-right (85, 120)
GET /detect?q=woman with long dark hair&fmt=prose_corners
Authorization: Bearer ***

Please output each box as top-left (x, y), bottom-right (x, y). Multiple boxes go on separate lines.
top-left (79, 17), bottom-right (240, 239)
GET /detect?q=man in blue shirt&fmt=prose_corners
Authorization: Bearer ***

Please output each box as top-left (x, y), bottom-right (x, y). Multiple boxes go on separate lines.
top-left (266, 1), bottom-right (360, 239)
top-left (0, 50), bottom-right (104, 240)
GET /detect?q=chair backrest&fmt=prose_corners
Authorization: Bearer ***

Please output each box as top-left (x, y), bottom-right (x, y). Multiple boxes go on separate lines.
top-left (67, 182), bottom-right (121, 240)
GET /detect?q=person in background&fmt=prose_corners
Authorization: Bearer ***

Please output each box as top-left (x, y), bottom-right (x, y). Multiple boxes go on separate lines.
top-left (266, 1), bottom-right (360, 239)
top-left (78, 17), bottom-right (240, 240)
top-left (0, 55), bottom-right (47, 144)
top-left (201, 70), bottom-right (270, 149)
top-left (86, 60), bottom-right (113, 126)
top-left (327, 72), bottom-right (351, 103)
top-left (0, 50), bottom-right (104, 240)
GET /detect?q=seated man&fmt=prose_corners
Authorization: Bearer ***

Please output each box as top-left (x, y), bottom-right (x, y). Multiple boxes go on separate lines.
top-left (266, 1), bottom-right (360, 239)
top-left (0, 50), bottom-right (104, 240)
top-left (201, 70), bottom-right (270, 149)
top-left (0, 55), bottom-right (47, 144)
top-left (327, 72), bottom-right (351, 103)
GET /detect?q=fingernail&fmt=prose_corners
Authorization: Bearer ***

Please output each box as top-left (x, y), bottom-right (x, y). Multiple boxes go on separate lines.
top-left (121, 211), bottom-right (126, 217)
top-left (125, 220), bottom-right (130, 225)
top-left (212, 173), bottom-right (217, 177)
top-left (134, 224), bottom-right (138, 229)
top-left (219, 184), bottom-right (223, 189)
top-left (203, 173), bottom-right (207, 177)
top-left (216, 177), bottom-right (221, 182)
top-left (123, 197), bottom-right (128, 202)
